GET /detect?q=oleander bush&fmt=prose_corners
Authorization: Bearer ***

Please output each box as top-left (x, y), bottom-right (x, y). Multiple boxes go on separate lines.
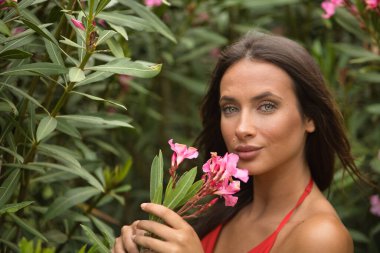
top-left (0, 0), bottom-right (379, 252)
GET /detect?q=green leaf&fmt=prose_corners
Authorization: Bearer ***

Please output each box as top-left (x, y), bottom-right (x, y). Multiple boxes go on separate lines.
top-left (0, 97), bottom-right (18, 115)
top-left (150, 151), bottom-right (163, 204)
top-left (177, 179), bottom-right (204, 207)
top-left (44, 38), bottom-right (64, 65)
top-left (80, 224), bottom-right (109, 253)
top-left (71, 91), bottom-right (127, 111)
top-left (56, 118), bottom-right (81, 138)
top-left (113, 184), bottom-right (132, 193)
top-left (105, 37), bottom-right (124, 58)
top-left (36, 116), bottom-right (57, 142)
top-left (59, 36), bottom-right (84, 49)
top-left (108, 23), bottom-right (128, 41)
top-left (0, 62), bottom-right (68, 76)
top-left (20, 18), bottom-right (58, 46)
top-left (366, 104), bottom-right (380, 115)
top-left (90, 215), bottom-right (115, 248)
top-left (1, 82), bottom-right (48, 113)
top-left (0, 146), bottom-right (24, 163)
top-left (0, 20), bottom-right (11, 36)
top-left (0, 35), bottom-right (35, 53)
top-left (45, 187), bottom-right (101, 220)
top-left (69, 67), bottom-right (86, 82)
top-left (38, 143), bottom-right (81, 169)
top-left (163, 167), bottom-right (197, 209)
top-left (96, 29), bottom-right (117, 45)
top-left (56, 115), bottom-right (133, 128)
top-left (31, 162), bottom-right (104, 191)
top-left (0, 169), bottom-right (21, 207)
top-left (0, 49), bottom-right (33, 59)
top-left (118, 0), bottom-right (177, 43)
top-left (9, 213), bottom-right (48, 242)
top-left (95, 0), bottom-right (112, 15)
top-left (74, 71), bottom-right (113, 87)
top-left (86, 58), bottom-right (162, 78)
top-left (0, 201), bottom-right (34, 215)
top-left (349, 229), bottom-right (369, 243)
top-left (97, 12), bottom-right (153, 32)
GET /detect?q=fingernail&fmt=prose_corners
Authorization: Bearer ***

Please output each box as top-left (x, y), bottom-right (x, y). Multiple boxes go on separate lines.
top-left (141, 203), bottom-right (147, 209)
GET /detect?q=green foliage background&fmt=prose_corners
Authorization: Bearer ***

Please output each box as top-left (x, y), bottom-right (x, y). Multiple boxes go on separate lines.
top-left (0, 0), bottom-right (379, 252)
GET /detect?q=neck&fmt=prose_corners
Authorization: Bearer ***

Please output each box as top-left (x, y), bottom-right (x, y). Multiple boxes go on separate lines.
top-left (248, 165), bottom-right (311, 219)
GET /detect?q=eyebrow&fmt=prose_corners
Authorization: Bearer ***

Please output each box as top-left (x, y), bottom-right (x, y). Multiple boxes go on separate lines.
top-left (219, 91), bottom-right (282, 103)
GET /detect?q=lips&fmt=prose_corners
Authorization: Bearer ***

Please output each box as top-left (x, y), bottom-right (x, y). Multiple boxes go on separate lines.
top-left (234, 145), bottom-right (262, 160)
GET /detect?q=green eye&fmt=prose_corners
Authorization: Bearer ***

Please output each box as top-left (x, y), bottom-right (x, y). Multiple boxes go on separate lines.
top-left (259, 102), bottom-right (276, 112)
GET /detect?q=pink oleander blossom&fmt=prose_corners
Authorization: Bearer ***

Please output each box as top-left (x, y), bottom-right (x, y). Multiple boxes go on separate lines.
top-left (202, 152), bottom-right (248, 206)
top-left (71, 18), bottom-right (85, 31)
top-left (144, 0), bottom-right (162, 7)
top-left (321, 0), bottom-right (344, 19)
top-left (168, 139), bottom-right (198, 167)
top-left (365, 0), bottom-right (379, 9)
top-left (370, 194), bottom-right (380, 217)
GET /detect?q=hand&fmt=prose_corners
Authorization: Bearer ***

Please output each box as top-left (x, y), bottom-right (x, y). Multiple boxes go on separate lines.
top-left (119, 203), bottom-right (204, 253)
top-left (112, 220), bottom-right (146, 253)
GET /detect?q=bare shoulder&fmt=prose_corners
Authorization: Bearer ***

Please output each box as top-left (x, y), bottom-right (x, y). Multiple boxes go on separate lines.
top-left (284, 212), bottom-right (353, 253)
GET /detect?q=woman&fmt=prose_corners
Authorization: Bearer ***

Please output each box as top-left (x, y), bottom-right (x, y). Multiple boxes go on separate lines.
top-left (113, 33), bottom-right (359, 253)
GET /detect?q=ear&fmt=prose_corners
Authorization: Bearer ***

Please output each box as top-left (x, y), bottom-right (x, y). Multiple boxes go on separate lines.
top-left (305, 117), bottom-right (315, 133)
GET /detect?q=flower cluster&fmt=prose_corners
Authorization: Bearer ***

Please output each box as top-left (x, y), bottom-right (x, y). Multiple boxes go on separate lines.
top-left (370, 194), bottom-right (380, 217)
top-left (144, 0), bottom-right (163, 7)
top-left (321, 0), bottom-right (379, 19)
top-left (167, 140), bottom-right (249, 219)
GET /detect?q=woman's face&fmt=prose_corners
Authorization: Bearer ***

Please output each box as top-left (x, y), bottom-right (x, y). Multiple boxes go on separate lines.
top-left (219, 59), bottom-right (315, 176)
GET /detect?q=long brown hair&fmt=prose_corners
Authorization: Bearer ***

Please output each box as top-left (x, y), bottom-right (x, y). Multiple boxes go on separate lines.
top-left (192, 32), bottom-right (360, 238)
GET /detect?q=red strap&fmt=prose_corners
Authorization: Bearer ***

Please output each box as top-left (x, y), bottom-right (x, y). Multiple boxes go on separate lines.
top-left (274, 178), bottom-right (313, 233)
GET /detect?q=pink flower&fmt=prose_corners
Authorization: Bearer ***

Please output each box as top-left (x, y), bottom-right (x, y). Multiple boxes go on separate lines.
top-left (168, 139), bottom-right (198, 167)
top-left (321, 0), bottom-right (344, 19)
top-left (202, 152), bottom-right (248, 206)
top-left (71, 18), bottom-right (85, 31)
top-left (365, 0), bottom-right (379, 9)
top-left (144, 0), bottom-right (162, 7)
top-left (118, 74), bottom-right (133, 92)
top-left (321, 1), bottom-right (338, 19)
top-left (370, 194), bottom-right (380, 217)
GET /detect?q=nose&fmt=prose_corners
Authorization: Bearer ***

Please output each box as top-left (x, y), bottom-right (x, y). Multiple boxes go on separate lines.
top-left (235, 110), bottom-right (256, 140)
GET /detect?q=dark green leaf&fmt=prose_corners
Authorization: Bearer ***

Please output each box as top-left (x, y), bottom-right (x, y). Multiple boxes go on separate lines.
top-left (9, 213), bottom-right (47, 242)
top-left (0, 62), bottom-right (67, 76)
top-left (0, 49), bottom-right (33, 59)
top-left (36, 116), bottom-right (57, 142)
top-left (56, 115), bottom-right (133, 128)
top-left (0, 201), bottom-right (34, 215)
top-left (0, 169), bottom-right (21, 207)
top-left (80, 224), bottom-right (109, 253)
top-left (45, 187), bottom-right (101, 220)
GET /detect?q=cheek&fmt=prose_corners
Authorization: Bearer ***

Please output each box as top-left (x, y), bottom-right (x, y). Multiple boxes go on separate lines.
top-left (220, 118), bottom-right (234, 151)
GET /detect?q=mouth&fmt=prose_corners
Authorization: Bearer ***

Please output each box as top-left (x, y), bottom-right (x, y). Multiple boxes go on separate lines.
top-left (234, 145), bottom-right (262, 160)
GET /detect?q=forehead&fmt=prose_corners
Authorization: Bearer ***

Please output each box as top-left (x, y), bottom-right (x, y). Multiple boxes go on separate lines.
top-left (220, 59), bottom-right (296, 98)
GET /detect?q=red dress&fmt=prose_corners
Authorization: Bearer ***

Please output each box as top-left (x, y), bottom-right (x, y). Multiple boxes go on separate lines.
top-left (201, 178), bottom-right (313, 253)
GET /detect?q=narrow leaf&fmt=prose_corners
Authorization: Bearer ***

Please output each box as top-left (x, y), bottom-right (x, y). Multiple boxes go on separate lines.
top-left (86, 58), bottom-right (161, 78)
top-left (45, 187), bottom-right (101, 220)
top-left (150, 151), bottom-right (163, 204)
top-left (177, 179), bottom-right (204, 207)
top-left (0, 49), bottom-right (33, 59)
top-left (0, 62), bottom-right (67, 76)
top-left (44, 38), bottom-right (64, 65)
top-left (74, 71), bottom-right (113, 87)
top-left (57, 115), bottom-right (133, 128)
top-left (0, 201), bottom-right (34, 215)
top-left (96, 30), bottom-right (117, 45)
top-left (9, 213), bottom-right (48, 242)
top-left (80, 224), bottom-right (109, 253)
top-left (118, 0), bottom-right (176, 43)
top-left (0, 146), bottom-right (24, 163)
top-left (97, 12), bottom-right (153, 31)
top-left (1, 82), bottom-right (47, 113)
top-left (36, 116), bottom-right (57, 142)
top-left (0, 169), bottom-right (21, 207)
top-left (59, 36), bottom-right (84, 49)
top-left (163, 167), bottom-right (197, 209)
top-left (0, 19), bottom-right (11, 36)
top-left (21, 18), bottom-right (58, 46)
top-left (71, 91), bottom-right (127, 111)
top-left (108, 23), bottom-right (128, 41)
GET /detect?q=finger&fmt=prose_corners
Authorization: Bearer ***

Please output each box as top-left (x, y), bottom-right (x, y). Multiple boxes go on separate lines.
top-left (133, 233), bottom-right (173, 253)
top-left (113, 237), bottom-right (126, 253)
top-left (141, 203), bottom-right (188, 229)
top-left (137, 220), bottom-right (174, 241)
top-left (120, 224), bottom-right (139, 253)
